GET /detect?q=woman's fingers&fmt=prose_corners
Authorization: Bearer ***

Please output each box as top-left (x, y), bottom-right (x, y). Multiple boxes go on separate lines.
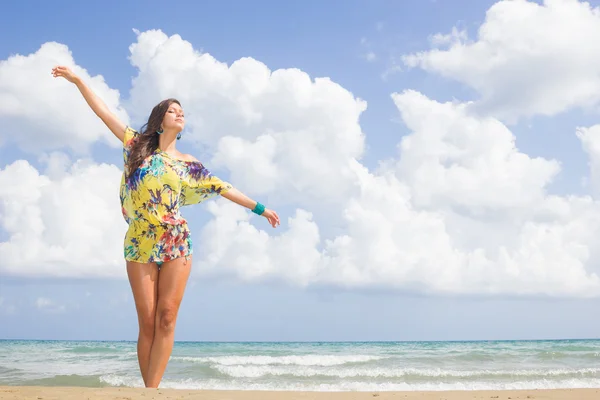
top-left (51, 65), bottom-right (77, 82)
top-left (51, 66), bottom-right (63, 77)
top-left (265, 210), bottom-right (280, 228)
top-left (51, 66), bottom-right (70, 77)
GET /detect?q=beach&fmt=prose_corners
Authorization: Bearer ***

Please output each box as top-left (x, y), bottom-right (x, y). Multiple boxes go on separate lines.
top-left (1, 387), bottom-right (599, 400)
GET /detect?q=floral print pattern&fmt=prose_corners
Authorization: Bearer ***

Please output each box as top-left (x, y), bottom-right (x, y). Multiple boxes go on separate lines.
top-left (119, 127), bottom-right (232, 264)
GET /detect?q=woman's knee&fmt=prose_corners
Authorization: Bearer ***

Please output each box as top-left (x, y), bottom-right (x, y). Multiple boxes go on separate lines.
top-left (157, 304), bottom-right (179, 333)
top-left (139, 314), bottom-right (155, 336)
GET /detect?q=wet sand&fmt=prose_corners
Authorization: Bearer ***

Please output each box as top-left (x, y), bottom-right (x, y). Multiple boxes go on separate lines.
top-left (1, 386), bottom-right (599, 400)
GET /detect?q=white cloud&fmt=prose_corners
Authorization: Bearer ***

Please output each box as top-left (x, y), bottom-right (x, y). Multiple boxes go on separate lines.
top-left (0, 157), bottom-right (126, 278)
top-left (195, 176), bottom-right (600, 297)
top-left (35, 297), bottom-right (66, 313)
top-left (127, 30), bottom-right (367, 206)
top-left (323, 169), bottom-right (600, 297)
top-left (577, 124), bottom-right (600, 198)
top-left (389, 90), bottom-right (560, 211)
top-left (194, 91), bottom-right (600, 298)
top-left (0, 42), bottom-right (129, 153)
top-left (402, 0), bottom-right (600, 120)
top-left (0, 42), bottom-right (130, 276)
top-left (3, 30), bottom-right (600, 298)
top-left (196, 200), bottom-right (322, 287)
top-left (430, 27), bottom-right (468, 47)
top-left (359, 37), bottom-right (377, 62)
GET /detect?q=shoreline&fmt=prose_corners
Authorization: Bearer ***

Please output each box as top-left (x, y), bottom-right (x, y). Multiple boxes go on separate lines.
top-left (1, 387), bottom-right (599, 400)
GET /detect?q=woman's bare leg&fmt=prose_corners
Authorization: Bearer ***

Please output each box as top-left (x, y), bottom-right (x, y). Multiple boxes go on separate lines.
top-left (145, 256), bottom-right (192, 388)
top-left (126, 261), bottom-right (159, 386)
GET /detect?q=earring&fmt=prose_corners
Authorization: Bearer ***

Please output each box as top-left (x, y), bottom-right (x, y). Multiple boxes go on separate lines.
top-left (157, 128), bottom-right (163, 135)
top-left (177, 132), bottom-right (182, 140)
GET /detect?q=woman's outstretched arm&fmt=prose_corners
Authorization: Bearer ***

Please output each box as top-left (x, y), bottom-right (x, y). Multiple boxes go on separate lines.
top-left (52, 65), bottom-right (127, 142)
top-left (221, 188), bottom-right (281, 228)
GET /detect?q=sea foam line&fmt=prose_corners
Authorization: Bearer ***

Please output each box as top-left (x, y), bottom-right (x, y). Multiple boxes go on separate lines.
top-left (211, 365), bottom-right (600, 379)
top-left (99, 374), bottom-right (600, 392)
top-left (170, 355), bottom-right (385, 366)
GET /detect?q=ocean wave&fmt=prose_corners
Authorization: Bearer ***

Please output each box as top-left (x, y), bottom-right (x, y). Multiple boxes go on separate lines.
top-left (100, 375), bottom-right (600, 391)
top-left (211, 365), bottom-right (600, 379)
top-left (170, 354), bottom-right (385, 366)
top-left (8, 340), bottom-right (600, 392)
top-left (536, 351), bottom-right (600, 360)
top-left (100, 374), bottom-right (144, 388)
top-left (62, 346), bottom-right (121, 354)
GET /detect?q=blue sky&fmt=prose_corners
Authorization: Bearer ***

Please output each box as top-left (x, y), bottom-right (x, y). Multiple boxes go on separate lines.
top-left (3, 0), bottom-right (600, 342)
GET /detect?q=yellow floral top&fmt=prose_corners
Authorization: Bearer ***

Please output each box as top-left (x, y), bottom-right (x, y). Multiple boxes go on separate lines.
top-left (119, 126), bottom-right (232, 264)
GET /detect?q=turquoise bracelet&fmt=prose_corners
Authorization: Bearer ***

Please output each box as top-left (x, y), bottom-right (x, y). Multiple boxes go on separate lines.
top-left (252, 202), bottom-right (266, 215)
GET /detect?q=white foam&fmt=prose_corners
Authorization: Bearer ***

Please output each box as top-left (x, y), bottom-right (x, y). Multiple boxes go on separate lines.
top-left (100, 374), bottom-right (145, 388)
top-left (170, 354), bottom-right (384, 366)
top-left (99, 375), bottom-right (600, 392)
top-left (8, 340), bottom-right (600, 392)
top-left (211, 365), bottom-right (600, 379)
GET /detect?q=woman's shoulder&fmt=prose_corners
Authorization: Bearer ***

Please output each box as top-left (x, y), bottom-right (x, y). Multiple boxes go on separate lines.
top-left (179, 153), bottom-right (200, 163)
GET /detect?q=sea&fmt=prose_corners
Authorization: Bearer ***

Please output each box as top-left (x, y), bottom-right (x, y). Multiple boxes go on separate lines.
top-left (1, 339), bottom-right (600, 391)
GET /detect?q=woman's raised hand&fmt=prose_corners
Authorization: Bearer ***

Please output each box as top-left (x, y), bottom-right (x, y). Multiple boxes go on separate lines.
top-left (262, 209), bottom-right (281, 228)
top-left (50, 65), bottom-right (126, 142)
top-left (52, 66), bottom-right (80, 84)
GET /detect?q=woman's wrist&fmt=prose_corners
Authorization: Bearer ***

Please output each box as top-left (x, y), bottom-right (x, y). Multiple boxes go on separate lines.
top-left (252, 201), bottom-right (266, 215)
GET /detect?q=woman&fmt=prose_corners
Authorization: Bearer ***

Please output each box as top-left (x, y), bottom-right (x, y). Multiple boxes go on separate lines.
top-left (51, 66), bottom-right (280, 388)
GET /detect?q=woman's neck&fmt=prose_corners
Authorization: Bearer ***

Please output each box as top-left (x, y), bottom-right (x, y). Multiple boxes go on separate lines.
top-left (158, 132), bottom-right (178, 153)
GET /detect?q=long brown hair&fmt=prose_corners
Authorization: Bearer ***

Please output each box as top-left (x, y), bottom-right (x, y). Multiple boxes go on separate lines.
top-left (127, 98), bottom-right (181, 178)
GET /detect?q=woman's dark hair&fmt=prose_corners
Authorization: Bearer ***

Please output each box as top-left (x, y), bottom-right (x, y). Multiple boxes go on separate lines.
top-left (127, 98), bottom-right (181, 178)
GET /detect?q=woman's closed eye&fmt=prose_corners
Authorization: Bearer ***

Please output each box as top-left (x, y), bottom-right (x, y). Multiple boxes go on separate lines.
top-left (168, 110), bottom-right (184, 117)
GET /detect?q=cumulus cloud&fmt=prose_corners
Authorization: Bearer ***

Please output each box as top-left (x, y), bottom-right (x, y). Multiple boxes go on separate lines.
top-left (4, 28), bottom-right (600, 298)
top-left (390, 90), bottom-right (560, 211)
top-left (0, 42), bottom-right (129, 153)
top-left (402, 0), bottom-right (600, 120)
top-left (197, 200), bottom-right (322, 287)
top-left (195, 93), bottom-right (600, 297)
top-left (127, 30), bottom-right (367, 205)
top-left (0, 38), bottom-right (128, 274)
top-left (577, 124), bottom-right (600, 198)
top-left (0, 157), bottom-right (126, 278)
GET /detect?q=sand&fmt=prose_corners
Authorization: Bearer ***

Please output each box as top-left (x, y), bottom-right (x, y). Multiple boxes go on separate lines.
top-left (1, 387), bottom-right (599, 400)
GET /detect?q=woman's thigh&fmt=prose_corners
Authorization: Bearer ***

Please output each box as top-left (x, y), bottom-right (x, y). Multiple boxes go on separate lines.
top-left (126, 261), bottom-right (159, 325)
top-left (156, 256), bottom-right (192, 315)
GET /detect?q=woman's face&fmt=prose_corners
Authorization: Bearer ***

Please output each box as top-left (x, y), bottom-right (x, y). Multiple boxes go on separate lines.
top-left (162, 102), bottom-right (185, 132)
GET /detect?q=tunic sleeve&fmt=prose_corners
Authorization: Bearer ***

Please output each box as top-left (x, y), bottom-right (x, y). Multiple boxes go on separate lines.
top-left (181, 162), bottom-right (233, 206)
top-left (122, 126), bottom-right (139, 165)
